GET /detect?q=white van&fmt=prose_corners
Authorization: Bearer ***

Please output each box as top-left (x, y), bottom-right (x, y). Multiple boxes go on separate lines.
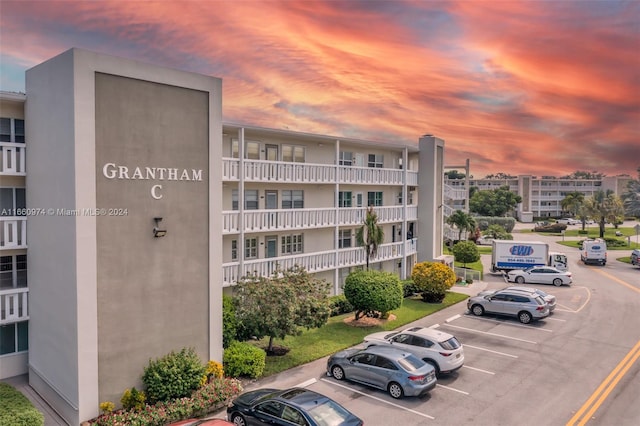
top-left (581, 239), bottom-right (607, 265)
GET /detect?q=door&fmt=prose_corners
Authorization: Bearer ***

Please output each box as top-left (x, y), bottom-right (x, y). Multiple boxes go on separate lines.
top-left (355, 192), bottom-right (364, 207)
top-left (265, 236), bottom-right (277, 258)
top-left (265, 190), bottom-right (278, 228)
top-left (265, 144), bottom-right (278, 179)
top-left (355, 153), bottom-right (365, 167)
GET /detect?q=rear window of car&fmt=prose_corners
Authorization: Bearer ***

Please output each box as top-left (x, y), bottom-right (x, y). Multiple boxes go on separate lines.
top-left (308, 399), bottom-right (353, 426)
top-left (534, 296), bottom-right (545, 305)
top-left (397, 354), bottom-right (424, 372)
top-left (440, 337), bottom-right (461, 350)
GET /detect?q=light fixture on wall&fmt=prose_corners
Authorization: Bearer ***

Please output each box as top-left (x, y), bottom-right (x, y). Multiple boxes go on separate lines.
top-left (153, 217), bottom-right (167, 238)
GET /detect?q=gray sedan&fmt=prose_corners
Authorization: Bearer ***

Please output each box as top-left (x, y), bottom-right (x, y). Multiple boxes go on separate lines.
top-left (326, 345), bottom-right (437, 399)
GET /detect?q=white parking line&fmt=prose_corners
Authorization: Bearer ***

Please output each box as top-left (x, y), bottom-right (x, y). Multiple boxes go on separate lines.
top-left (446, 314), bottom-right (461, 323)
top-left (463, 315), bottom-right (554, 333)
top-left (295, 378), bottom-right (317, 388)
top-left (463, 344), bottom-right (518, 358)
top-left (443, 323), bottom-right (538, 344)
top-left (545, 316), bottom-right (567, 322)
top-left (462, 365), bottom-right (495, 375)
top-left (320, 378), bottom-right (435, 420)
top-left (436, 384), bottom-right (469, 395)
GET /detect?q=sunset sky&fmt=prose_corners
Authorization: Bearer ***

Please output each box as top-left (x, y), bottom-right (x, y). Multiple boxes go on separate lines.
top-left (1, 0), bottom-right (638, 178)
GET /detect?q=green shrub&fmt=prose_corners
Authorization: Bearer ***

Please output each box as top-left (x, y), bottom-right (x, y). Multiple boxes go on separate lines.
top-left (475, 217), bottom-right (516, 232)
top-left (535, 223), bottom-right (567, 233)
top-left (412, 261), bottom-right (456, 303)
top-left (343, 270), bottom-right (403, 320)
top-left (329, 294), bottom-right (354, 316)
top-left (223, 341), bottom-right (266, 378)
top-left (0, 383), bottom-right (44, 426)
top-left (452, 241), bottom-right (480, 266)
top-left (120, 387), bottom-right (145, 411)
top-left (401, 279), bottom-right (419, 298)
top-left (223, 294), bottom-right (238, 348)
top-left (99, 401), bottom-right (115, 415)
top-left (142, 347), bottom-right (207, 403)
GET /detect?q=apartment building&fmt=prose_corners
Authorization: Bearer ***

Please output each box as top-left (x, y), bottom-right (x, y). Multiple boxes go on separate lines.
top-left (0, 48), bottom-right (444, 424)
top-left (444, 173), bottom-right (631, 223)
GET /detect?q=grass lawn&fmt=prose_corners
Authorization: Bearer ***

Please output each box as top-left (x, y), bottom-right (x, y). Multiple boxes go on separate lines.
top-left (556, 239), bottom-right (639, 250)
top-left (254, 292), bottom-right (469, 377)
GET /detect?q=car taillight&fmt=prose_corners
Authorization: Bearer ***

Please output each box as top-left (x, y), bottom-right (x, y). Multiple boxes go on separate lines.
top-left (536, 306), bottom-right (545, 311)
top-left (439, 352), bottom-right (452, 357)
top-left (408, 375), bottom-right (425, 381)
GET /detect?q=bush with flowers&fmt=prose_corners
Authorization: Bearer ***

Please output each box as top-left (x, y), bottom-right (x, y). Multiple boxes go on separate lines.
top-left (88, 377), bottom-right (242, 426)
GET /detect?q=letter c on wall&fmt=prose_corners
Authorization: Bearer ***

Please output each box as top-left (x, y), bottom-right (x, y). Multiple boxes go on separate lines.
top-left (151, 185), bottom-right (163, 200)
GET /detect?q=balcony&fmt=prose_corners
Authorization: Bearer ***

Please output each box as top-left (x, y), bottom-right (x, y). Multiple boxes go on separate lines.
top-left (222, 158), bottom-right (418, 186)
top-left (0, 288), bottom-right (29, 325)
top-left (222, 239), bottom-right (418, 286)
top-left (0, 217), bottom-right (27, 249)
top-left (222, 205), bottom-right (418, 234)
top-left (444, 184), bottom-right (467, 201)
top-left (0, 143), bottom-right (26, 175)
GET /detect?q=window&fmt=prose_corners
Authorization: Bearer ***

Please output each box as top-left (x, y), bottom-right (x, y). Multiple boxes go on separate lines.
top-left (231, 240), bottom-right (238, 261)
top-left (0, 188), bottom-right (26, 216)
top-left (281, 234), bottom-right (303, 255)
top-left (246, 141), bottom-right (260, 160)
top-left (338, 230), bottom-right (352, 248)
top-left (232, 190), bottom-right (239, 210)
top-left (0, 256), bottom-right (12, 290)
top-left (281, 406), bottom-right (307, 425)
top-left (282, 190), bottom-right (304, 209)
top-left (374, 356), bottom-right (397, 370)
top-left (339, 151), bottom-right (353, 166)
top-left (282, 145), bottom-right (305, 162)
top-left (368, 154), bottom-right (383, 168)
top-left (14, 120), bottom-right (24, 143)
top-left (367, 191), bottom-right (383, 207)
top-left (256, 401), bottom-right (283, 417)
top-left (0, 321), bottom-right (28, 355)
top-left (338, 192), bottom-right (352, 208)
top-left (397, 192), bottom-right (403, 205)
top-left (245, 190), bottom-right (259, 210)
top-left (245, 238), bottom-right (258, 259)
top-left (352, 353), bottom-right (375, 365)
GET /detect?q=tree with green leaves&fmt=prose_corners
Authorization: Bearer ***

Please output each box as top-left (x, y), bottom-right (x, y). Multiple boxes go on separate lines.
top-left (470, 186), bottom-right (522, 217)
top-left (622, 167), bottom-right (640, 217)
top-left (356, 206), bottom-right (384, 270)
top-left (582, 190), bottom-right (625, 238)
top-left (452, 241), bottom-right (480, 268)
top-left (483, 224), bottom-right (512, 240)
top-left (445, 170), bottom-right (466, 180)
top-left (233, 266), bottom-right (331, 353)
top-left (446, 209), bottom-right (476, 242)
top-left (561, 192), bottom-right (585, 218)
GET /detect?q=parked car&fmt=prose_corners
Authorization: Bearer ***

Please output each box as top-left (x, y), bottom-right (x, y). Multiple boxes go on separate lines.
top-left (467, 289), bottom-right (550, 324)
top-left (631, 249), bottom-right (640, 267)
top-left (226, 387), bottom-right (362, 426)
top-left (479, 287), bottom-right (557, 312)
top-left (170, 420), bottom-right (234, 426)
top-left (557, 218), bottom-right (579, 225)
top-left (363, 326), bottom-right (464, 374)
top-left (506, 266), bottom-right (572, 287)
top-left (327, 345), bottom-right (437, 399)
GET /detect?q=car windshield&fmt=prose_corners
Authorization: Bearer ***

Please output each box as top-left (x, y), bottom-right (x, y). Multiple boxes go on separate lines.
top-left (307, 399), bottom-right (353, 426)
top-left (439, 337), bottom-right (461, 350)
top-left (396, 354), bottom-right (424, 372)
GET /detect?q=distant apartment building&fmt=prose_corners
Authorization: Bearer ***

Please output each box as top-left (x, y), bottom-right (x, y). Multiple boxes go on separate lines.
top-left (443, 171), bottom-right (632, 224)
top-left (0, 48), bottom-right (445, 424)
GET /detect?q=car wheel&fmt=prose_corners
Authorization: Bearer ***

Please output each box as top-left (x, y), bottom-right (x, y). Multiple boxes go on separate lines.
top-left (516, 276), bottom-right (525, 284)
top-left (331, 365), bottom-right (345, 380)
top-left (231, 413), bottom-right (247, 426)
top-left (471, 304), bottom-right (484, 316)
top-left (553, 278), bottom-right (563, 287)
top-left (423, 359), bottom-right (440, 375)
top-left (388, 382), bottom-right (404, 399)
top-left (518, 311), bottom-right (532, 324)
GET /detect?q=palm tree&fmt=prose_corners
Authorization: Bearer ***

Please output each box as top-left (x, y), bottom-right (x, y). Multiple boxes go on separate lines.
top-left (356, 206), bottom-right (384, 270)
top-left (622, 167), bottom-right (640, 217)
top-left (583, 190), bottom-right (625, 238)
top-left (446, 209), bottom-right (476, 242)
top-left (561, 192), bottom-right (585, 218)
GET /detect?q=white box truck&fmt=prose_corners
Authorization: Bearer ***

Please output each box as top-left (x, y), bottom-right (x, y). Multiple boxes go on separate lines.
top-left (581, 239), bottom-right (607, 265)
top-left (491, 240), bottom-right (568, 272)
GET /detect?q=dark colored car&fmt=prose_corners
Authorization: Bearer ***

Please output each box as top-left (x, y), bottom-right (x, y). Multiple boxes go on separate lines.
top-left (631, 249), bottom-right (640, 267)
top-left (226, 387), bottom-right (362, 426)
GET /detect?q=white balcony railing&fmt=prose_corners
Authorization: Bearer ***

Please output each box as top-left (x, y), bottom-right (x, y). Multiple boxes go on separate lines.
top-left (222, 205), bottom-right (418, 234)
top-left (0, 217), bottom-right (27, 249)
top-left (222, 239), bottom-right (417, 286)
top-left (222, 158), bottom-right (419, 186)
top-left (0, 143), bottom-right (26, 175)
top-left (444, 184), bottom-right (467, 201)
top-left (0, 288), bottom-right (29, 325)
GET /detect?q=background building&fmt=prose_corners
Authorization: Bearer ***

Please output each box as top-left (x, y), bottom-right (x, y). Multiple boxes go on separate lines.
top-left (0, 48), bottom-right (445, 424)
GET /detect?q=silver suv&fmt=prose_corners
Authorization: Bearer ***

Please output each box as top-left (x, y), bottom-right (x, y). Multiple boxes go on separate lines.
top-left (467, 289), bottom-right (550, 324)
